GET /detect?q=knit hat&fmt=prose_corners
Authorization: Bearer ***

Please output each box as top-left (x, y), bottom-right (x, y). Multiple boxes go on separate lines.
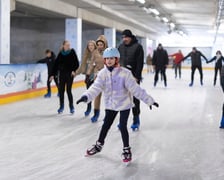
top-left (122, 29), bottom-right (133, 38)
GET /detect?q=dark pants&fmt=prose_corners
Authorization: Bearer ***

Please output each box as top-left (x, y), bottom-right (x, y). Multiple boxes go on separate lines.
top-left (174, 63), bottom-right (181, 78)
top-left (132, 80), bottom-right (140, 121)
top-left (98, 109), bottom-right (130, 148)
top-left (221, 74), bottom-right (224, 92)
top-left (58, 72), bottom-right (74, 108)
top-left (154, 67), bottom-right (167, 85)
top-left (214, 67), bottom-right (221, 85)
top-left (47, 75), bottom-right (58, 93)
top-left (191, 65), bottom-right (203, 83)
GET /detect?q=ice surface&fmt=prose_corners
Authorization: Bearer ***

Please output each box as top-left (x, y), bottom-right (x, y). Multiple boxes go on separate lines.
top-left (0, 69), bottom-right (223, 180)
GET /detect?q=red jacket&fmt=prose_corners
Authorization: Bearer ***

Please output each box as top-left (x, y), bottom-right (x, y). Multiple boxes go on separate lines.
top-left (170, 52), bottom-right (184, 64)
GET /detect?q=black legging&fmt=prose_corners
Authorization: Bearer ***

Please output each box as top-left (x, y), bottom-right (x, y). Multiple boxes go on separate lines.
top-left (221, 74), bottom-right (224, 92)
top-left (47, 75), bottom-right (58, 93)
top-left (58, 72), bottom-right (74, 108)
top-left (154, 67), bottom-right (167, 84)
top-left (98, 109), bottom-right (130, 148)
top-left (214, 66), bottom-right (221, 84)
top-left (191, 65), bottom-right (203, 83)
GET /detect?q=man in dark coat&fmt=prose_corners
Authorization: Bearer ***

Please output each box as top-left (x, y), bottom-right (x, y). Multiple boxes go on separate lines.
top-left (118, 29), bottom-right (144, 130)
top-left (182, 47), bottom-right (208, 86)
top-left (152, 43), bottom-right (169, 87)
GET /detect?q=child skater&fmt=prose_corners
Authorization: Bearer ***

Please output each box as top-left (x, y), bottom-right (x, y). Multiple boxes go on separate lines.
top-left (76, 47), bottom-right (159, 164)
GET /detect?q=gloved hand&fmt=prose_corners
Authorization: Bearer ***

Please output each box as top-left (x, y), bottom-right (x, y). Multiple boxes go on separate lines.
top-left (85, 75), bottom-right (90, 84)
top-left (76, 96), bottom-right (88, 104)
top-left (149, 102), bottom-right (159, 110)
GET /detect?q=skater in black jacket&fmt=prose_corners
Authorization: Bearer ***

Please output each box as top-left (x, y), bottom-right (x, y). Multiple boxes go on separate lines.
top-left (207, 50), bottom-right (224, 86)
top-left (50, 40), bottom-right (79, 114)
top-left (152, 43), bottom-right (169, 87)
top-left (118, 29), bottom-right (144, 130)
top-left (37, 49), bottom-right (58, 98)
top-left (219, 59), bottom-right (224, 128)
top-left (182, 47), bottom-right (208, 86)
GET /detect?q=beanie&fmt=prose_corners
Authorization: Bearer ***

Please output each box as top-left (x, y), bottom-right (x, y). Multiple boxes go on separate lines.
top-left (122, 29), bottom-right (133, 38)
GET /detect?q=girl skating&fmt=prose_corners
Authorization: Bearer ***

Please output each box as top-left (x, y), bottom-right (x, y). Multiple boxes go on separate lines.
top-left (76, 47), bottom-right (158, 164)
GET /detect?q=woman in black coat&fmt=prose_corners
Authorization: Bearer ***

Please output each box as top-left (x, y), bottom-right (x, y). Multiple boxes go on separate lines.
top-left (207, 50), bottom-right (224, 86)
top-left (51, 40), bottom-right (79, 114)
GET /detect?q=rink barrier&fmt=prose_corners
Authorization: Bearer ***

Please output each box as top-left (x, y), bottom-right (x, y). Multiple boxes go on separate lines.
top-left (0, 80), bottom-right (85, 105)
top-left (0, 66), bottom-right (214, 105)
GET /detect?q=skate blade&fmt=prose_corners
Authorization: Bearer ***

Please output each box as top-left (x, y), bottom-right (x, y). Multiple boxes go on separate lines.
top-left (131, 128), bottom-right (139, 131)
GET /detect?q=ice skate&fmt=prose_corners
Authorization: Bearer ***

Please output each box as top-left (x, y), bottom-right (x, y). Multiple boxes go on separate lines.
top-left (131, 116), bottom-right (140, 131)
top-left (91, 109), bottom-right (100, 122)
top-left (85, 141), bottom-right (103, 156)
top-left (84, 103), bottom-right (91, 116)
top-left (219, 116), bottom-right (224, 129)
top-left (70, 105), bottom-right (75, 114)
top-left (44, 92), bottom-right (51, 98)
top-left (57, 105), bottom-right (64, 114)
top-left (200, 80), bottom-right (203, 86)
top-left (122, 147), bottom-right (132, 165)
top-left (189, 82), bottom-right (193, 87)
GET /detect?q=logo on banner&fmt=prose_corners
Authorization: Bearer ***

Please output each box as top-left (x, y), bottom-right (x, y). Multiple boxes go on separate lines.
top-left (4, 71), bottom-right (16, 87)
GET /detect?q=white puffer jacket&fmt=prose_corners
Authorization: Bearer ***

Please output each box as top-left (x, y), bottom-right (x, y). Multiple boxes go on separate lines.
top-left (83, 66), bottom-right (155, 111)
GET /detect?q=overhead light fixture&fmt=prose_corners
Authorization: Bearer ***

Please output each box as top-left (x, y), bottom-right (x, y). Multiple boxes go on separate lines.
top-left (149, 8), bottom-right (160, 16)
top-left (142, 7), bottom-right (150, 13)
top-left (136, 0), bottom-right (145, 4)
top-left (162, 17), bottom-right (169, 23)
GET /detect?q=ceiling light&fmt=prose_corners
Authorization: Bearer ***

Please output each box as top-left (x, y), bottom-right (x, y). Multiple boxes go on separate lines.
top-left (136, 0), bottom-right (145, 4)
top-left (142, 7), bottom-right (150, 13)
top-left (149, 8), bottom-right (160, 16)
top-left (162, 17), bottom-right (169, 23)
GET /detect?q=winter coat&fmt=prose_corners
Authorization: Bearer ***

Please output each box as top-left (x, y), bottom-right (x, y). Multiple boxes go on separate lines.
top-left (182, 50), bottom-right (207, 67)
top-left (207, 55), bottom-right (224, 69)
top-left (52, 49), bottom-right (79, 76)
top-left (86, 50), bottom-right (104, 77)
top-left (82, 66), bottom-right (155, 111)
top-left (170, 52), bottom-right (184, 64)
top-left (152, 48), bottom-right (169, 68)
top-left (37, 52), bottom-right (56, 75)
top-left (86, 35), bottom-right (108, 77)
top-left (76, 49), bottom-right (99, 76)
top-left (118, 36), bottom-right (144, 81)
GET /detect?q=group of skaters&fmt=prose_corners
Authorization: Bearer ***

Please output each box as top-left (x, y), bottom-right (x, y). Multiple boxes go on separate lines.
top-left (37, 29), bottom-right (224, 163)
top-left (146, 45), bottom-right (224, 88)
top-left (38, 29), bottom-right (158, 163)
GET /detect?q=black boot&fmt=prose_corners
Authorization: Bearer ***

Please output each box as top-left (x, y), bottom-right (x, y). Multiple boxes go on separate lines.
top-left (91, 109), bottom-right (100, 122)
top-left (85, 103), bottom-right (92, 116)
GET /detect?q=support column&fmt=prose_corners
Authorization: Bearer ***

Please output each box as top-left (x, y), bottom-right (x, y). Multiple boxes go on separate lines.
top-left (104, 28), bottom-right (116, 47)
top-left (141, 37), bottom-right (147, 61)
top-left (0, 0), bottom-right (10, 64)
top-left (65, 18), bottom-right (82, 61)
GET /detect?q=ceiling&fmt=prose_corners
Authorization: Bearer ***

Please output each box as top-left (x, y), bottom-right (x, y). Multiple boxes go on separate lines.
top-left (60, 0), bottom-right (222, 45)
top-left (12, 0), bottom-right (224, 46)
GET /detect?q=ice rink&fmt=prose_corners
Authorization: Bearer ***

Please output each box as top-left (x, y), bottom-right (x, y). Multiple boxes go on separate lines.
top-left (0, 69), bottom-right (223, 180)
